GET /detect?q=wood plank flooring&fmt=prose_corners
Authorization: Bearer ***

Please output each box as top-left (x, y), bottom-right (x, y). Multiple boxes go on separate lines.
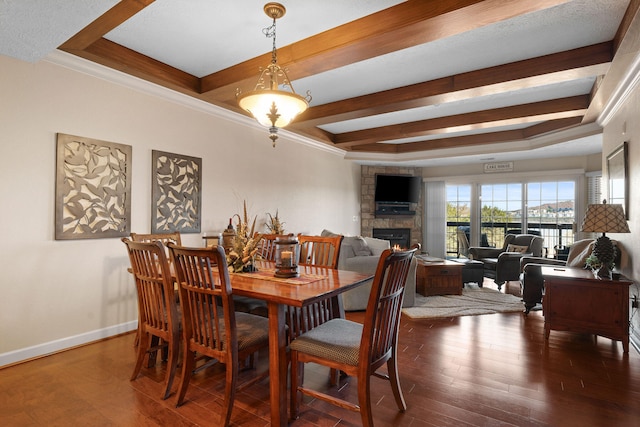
top-left (2, 280), bottom-right (640, 426)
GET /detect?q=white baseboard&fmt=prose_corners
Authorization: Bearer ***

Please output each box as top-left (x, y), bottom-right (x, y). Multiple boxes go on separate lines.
top-left (0, 320), bottom-right (138, 368)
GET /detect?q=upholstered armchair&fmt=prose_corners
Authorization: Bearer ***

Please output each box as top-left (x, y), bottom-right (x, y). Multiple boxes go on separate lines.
top-left (469, 234), bottom-right (544, 289)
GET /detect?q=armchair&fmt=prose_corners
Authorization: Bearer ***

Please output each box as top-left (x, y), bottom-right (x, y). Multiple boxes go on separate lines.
top-left (469, 234), bottom-right (544, 290)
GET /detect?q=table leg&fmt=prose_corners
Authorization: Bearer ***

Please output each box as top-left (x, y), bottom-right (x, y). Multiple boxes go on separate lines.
top-left (268, 302), bottom-right (287, 427)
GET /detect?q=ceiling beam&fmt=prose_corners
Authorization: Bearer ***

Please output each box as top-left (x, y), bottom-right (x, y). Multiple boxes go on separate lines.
top-left (350, 117), bottom-right (583, 153)
top-left (334, 95), bottom-right (590, 147)
top-left (295, 42), bottom-right (612, 127)
top-left (200, 0), bottom-right (572, 102)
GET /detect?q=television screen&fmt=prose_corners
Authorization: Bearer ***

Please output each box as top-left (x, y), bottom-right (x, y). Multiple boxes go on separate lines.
top-left (374, 174), bottom-right (421, 203)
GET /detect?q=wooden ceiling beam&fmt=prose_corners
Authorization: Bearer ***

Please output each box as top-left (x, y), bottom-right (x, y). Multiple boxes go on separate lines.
top-left (334, 95), bottom-right (589, 147)
top-left (350, 117), bottom-right (584, 154)
top-left (59, 0), bottom-right (155, 51)
top-left (200, 0), bottom-right (572, 101)
top-left (296, 42), bottom-right (612, 126)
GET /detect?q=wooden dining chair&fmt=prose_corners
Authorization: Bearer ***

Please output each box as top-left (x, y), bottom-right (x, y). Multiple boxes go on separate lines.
top-left (167, 243), bottom-right (270, 425)
top-left (256, 233), bottom-right (290, 261)
top-left (289, 248), bottom-right (416, 426)
top-left (297, 234), bottom-right (343, 268)
top-left (286, 234), bottom-right (345, 342)
top-left (130, 231), bottom-right (182, 246)
top-left (122, 238), bottom-right (180, 400)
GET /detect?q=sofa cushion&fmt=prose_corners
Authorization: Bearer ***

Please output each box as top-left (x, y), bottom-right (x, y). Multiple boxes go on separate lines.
top-left (343, 236), bottom-right (372, 256)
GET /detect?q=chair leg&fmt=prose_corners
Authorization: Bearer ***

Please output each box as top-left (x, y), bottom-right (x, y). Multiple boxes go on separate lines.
top-left (387, 353), bottom-right (407, 411)
top-left (221, 359), bottom-right (238, 427)
top-left (161, 337), bottom-right (179, 400)
top-left (130, 331), bottom-right (150, 381)
top-left (175, 350), bottom-right (196, 407)
top-left (358, 374), bottom-right (374, 427)
top-left (289, 351), bottom-right (301, 420)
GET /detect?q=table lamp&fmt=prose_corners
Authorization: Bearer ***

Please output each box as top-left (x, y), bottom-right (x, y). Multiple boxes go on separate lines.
top-left (580, 200), bottom-right (630, 279)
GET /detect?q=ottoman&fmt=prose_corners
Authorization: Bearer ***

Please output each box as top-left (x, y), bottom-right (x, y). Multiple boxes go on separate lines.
top-left (451, 258), bottom-right (484, 287)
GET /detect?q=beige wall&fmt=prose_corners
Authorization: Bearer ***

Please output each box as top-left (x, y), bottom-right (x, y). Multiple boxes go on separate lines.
top-left (603, 80), bottom-right (640, 349)
top-left (0, 54), bottom-right (362, 364)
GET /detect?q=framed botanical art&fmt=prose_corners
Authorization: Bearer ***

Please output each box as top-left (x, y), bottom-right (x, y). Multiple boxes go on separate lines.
top-left (55, 133), bottom-right (132, 240)
top-left (606, 141), bottom-right (628, 219)
top-left (151, 150), bottom-right (202, 233)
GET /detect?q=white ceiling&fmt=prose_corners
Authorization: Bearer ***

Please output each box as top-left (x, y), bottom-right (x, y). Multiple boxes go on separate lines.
top-left (1, 0), bottom-right (633, 167)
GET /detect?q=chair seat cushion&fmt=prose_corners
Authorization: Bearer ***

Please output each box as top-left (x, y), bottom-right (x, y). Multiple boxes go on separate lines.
top-left (235, 312), bottom-right (270, 351)
top-left (289, 318), bottom-right (362, 366)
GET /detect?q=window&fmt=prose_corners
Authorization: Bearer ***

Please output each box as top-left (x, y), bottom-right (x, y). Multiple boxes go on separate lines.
top-left (446, 178), bottom-right (578, 258)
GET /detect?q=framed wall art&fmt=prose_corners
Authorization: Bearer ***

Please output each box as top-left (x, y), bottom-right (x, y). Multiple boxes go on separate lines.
top-left (55, 133), bottom-right (132, 240)
top-left (606, 141), bottom-right (628, 219)
top-left (151, 150), bottom-right (202, 233)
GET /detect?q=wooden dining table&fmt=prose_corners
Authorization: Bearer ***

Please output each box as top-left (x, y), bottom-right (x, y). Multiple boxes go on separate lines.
top-left (228, 261), bottom-right (372, 426)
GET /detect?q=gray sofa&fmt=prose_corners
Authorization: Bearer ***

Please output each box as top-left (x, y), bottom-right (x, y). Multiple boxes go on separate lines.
top-left (321, 230), bottom-right (416, 311)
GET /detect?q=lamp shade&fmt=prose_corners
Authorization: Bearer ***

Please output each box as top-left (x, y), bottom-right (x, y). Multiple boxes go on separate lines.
top-left (581, 202), bottom-right (630, 234)
top-left (238, 89), bottom-right (308, 128)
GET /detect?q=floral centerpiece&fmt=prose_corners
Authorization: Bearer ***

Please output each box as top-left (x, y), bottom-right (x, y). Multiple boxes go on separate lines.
top-left (226, 201), bottom-right (263, 273)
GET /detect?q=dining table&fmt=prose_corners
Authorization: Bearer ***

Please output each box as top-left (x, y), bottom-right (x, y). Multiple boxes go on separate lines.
top-left (228, 261), bottom-right (372, 426)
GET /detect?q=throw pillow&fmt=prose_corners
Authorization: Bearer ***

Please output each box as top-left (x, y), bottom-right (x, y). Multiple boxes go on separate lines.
top-left (321, 229), bottom-right (340, 237)
top-left (343, 236), bottom-right (372, 256)
top-left (506, 244), bottom-right (529, 253)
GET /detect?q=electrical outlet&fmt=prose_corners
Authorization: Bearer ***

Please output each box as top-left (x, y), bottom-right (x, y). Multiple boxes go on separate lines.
top-left (352, 215), bottom-right (359, 222)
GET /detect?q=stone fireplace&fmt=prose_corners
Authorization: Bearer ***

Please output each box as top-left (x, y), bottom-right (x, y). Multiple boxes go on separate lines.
top-left (361, 165), bottom-right (423, 248)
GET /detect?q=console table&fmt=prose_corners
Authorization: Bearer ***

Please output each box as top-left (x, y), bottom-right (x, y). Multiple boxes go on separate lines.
top-left (541, 266), bottom-right (632, 353)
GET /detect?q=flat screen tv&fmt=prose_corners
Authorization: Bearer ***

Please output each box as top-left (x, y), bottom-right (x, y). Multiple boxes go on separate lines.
top-left (374, 174), bottom-right (421, 203)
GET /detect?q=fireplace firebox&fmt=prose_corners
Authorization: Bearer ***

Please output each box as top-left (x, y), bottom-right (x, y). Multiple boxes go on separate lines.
top-left (373, 228), bottom-right (410, 249)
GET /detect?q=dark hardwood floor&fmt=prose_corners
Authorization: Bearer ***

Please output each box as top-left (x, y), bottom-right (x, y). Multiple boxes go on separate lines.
top-left (2, 280), bottom-right (640, 426)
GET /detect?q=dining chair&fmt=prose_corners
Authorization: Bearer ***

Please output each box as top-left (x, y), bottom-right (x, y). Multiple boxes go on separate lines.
top-left (289, 248), bottom-right (416, 426)
top-left (298, 234), bottom-right (343, 268)
top-left (288, 234), bottom-right (345, 343)
top-left (167, 243), bottom-right (270, 425)
top-left (130, 231), bottom-right (182, 246)
top-left (256, 233), bottom-right (290, 261)
top-left (129, 232), bottom-right (183, 346)
top-left (122, 238), bottom-right (180, 400)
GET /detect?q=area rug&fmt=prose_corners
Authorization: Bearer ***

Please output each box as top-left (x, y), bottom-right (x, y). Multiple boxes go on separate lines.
top-left (402, 286), bottom-right (523, 319)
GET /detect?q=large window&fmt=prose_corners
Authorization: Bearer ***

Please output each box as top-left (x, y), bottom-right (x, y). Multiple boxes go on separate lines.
top-left (446, 179), bottom-right (578, 258)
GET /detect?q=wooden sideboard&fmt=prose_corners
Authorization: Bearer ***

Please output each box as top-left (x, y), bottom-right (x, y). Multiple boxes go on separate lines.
top-left (541, 266), bottom-right (632, 353)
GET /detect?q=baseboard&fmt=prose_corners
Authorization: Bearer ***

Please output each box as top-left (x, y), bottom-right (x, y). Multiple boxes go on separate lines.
top-left (0, 320), bottom-right (138, 368)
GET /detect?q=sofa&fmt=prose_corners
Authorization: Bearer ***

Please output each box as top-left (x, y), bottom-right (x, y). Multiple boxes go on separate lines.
top-left (321, 230), bottom-right (417, 311)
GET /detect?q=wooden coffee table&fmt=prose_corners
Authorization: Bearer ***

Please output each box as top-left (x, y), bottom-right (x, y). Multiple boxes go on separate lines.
top-left (416, 259), bottom-right (463, 296)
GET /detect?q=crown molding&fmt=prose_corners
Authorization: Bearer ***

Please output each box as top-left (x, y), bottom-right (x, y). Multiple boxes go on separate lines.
top-left (44, 50), bottom-right (346, 156)
top-left (598, 49), bottom-right (640, 127)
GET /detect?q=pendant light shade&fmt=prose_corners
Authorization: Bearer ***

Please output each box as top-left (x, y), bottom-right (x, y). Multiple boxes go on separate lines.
top-left (237, 3), bottom-right (311, 146)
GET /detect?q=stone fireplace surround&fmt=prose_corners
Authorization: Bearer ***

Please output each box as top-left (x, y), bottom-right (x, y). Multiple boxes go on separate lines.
top-left (361, 165), bottom-right (423, 249)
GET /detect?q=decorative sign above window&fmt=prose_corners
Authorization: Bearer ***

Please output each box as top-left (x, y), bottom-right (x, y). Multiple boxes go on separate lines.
top-left (483, 161), bottom-right (513, 173)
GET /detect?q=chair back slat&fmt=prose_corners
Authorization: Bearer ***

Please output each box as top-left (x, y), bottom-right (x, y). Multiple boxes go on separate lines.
top-left (362, 249), bottom-right (415, 369)
top-left (257, 233), bottom-right (289, 261)
top-left (168, 244), bottom-right (235, 358)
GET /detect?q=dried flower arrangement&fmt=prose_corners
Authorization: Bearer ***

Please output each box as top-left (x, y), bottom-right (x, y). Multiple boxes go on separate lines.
top-left (266, 210), bottom-right (286, 235)
top-left (226, 200), bottom-right (263, 273)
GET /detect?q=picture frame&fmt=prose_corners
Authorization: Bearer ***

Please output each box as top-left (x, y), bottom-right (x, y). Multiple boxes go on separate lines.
top-left (151, 150), bottom-right (202, 233)
top-left (606, 141), bottom-right (628, 219)
top-left (55, 133), bottom-right (132, 240)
